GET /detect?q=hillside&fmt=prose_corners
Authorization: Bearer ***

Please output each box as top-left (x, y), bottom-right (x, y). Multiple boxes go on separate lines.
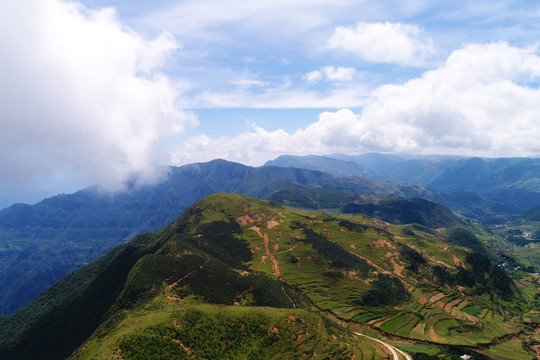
top-left (0, 159), bottom-right (439, 316)
top-left (263, 154), bottom-right (371, 177)
top-left (0, 194), bottom-right (537, 360)
top-left (266, 154), bottom-right (540, 222)
top-left (488, 209), bottom-right (540, 271)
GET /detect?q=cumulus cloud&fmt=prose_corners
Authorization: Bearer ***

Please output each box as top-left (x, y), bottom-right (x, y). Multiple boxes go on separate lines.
top-left (0, 0), bottom-right (195, 198)
top-left (305, 66), bottom-right (357, 82)
top-left (172, 42), bottom-right (540, 165)
top-left (171, 110), bottom-right (370, 166)
top-left (327, 22), bottom-right (435, 65)
top-left (358, 42), bottom-right (540, 155)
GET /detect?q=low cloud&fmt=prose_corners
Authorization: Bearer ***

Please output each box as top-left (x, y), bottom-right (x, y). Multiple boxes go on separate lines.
top-left (173, 42), bottom-right (540, 165)
top-left (0, 0), bottom-right (196, 198)
top-left (327, 22), bottom-right (435, 66)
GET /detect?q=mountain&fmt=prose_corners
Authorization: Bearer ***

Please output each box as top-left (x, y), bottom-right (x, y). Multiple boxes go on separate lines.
top-left (266, 185), bottom-right (463, 229)
top-left (266, 154), bottom-right (540, 222)
top-left (523, 205), bottom-right (540, 221)
top-left (340, 195), bottom-right (463, 228)
top-left (0, 159), bottom-right (443, 316)
top-left (263, 154), bottom-right (371, 177)
top-left (0, 193), bottom-right (536, 360)
top-left (486, 204), bottom-right (540, 271)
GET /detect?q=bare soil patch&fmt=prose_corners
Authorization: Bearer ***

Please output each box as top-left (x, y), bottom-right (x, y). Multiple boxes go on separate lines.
top-left (267, 220), bottom-right (280, 229)
top-left (373, 239), bottom-right (396, 249)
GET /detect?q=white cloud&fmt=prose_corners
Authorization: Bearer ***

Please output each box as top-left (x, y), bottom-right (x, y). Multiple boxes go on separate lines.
top-left (358, 42), bottom-right (540, 155)
top-left (305, 66), bottom-right (357, 82)
top-left (171, 109), bottom-right (366, 166)
top-left (0, 0), bottom-right (196, 197)
top-left (172, 42), bottom-right (540, 165)
top-left (305, 71), bottom-right (324, 82)
top-left (327, 22), bottom-right (435, 65)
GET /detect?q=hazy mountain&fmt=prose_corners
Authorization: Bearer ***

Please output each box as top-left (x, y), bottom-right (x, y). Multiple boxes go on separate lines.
top-left (1, 194), bottom-right (535, 360)
top-left (0, 159), bottom-right (440, 315)
top-left (266, 154), bottom-right (540, 221)
top-left (263, 154), bottom-right (371, 177)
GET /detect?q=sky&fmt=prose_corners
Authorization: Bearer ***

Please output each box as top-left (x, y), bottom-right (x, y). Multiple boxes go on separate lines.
top-left (2, 0), bottom-right (540, 206)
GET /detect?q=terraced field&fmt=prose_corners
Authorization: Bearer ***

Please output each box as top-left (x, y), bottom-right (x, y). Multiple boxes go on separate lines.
top-left (240, 206), bottom-right (537, 359)
top-left (226, 202), bottom-right (531, 353)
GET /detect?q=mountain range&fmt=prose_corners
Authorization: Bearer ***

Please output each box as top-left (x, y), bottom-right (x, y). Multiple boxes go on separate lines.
top-left (2, 154), bottom-right (540, 317)
top-left (1, 193), bottom-right (537, 359)
top-left (266, 153), bottom-right (540, 221)
top-left (0, 159), bottom-right (442, 316)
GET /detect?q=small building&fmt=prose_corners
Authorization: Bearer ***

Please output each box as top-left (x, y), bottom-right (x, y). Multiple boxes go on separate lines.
top-left (460, 355), bottom-right (471, 360)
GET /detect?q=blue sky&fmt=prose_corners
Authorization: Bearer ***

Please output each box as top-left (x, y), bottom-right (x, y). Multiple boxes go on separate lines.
top-left (2, 0), bottom-right (540, 206)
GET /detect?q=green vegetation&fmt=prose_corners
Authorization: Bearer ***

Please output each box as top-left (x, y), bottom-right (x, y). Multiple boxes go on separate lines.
top-left (410, 345), bottom-right (492, 360)
top-left (446, 228), bottom-right (487, 253)
top-left (400, 244), bottom-right (427, 272)
top-left (116, 306), bottom-right (370, 360)
top-left (523, 205), bottom-right (540, 221)
top-left (71, 296), bottom-right (389, 360)
top-left (488, 218), bottom-right (540, 272)
top-left (433, 252), bottom-right (516, 300)
top-left (299, 226), bottom-right (372, 275)
top-left (342, 197), bottom-right (462, 229)
top-left (0, 193), bottom-right (536, 360)
top-left (360, 274), bottom-right (410, 306)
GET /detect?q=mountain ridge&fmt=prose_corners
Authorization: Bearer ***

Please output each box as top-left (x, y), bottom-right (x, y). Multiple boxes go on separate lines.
top-left (1, 193), bottom-right (536, 360)
top-left (265, 153), bottom-right (540, 221)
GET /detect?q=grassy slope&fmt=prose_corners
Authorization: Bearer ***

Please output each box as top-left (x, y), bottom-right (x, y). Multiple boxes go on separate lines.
top-left (1, 193), bottom-right (537, 359)
top-left (489, 218), bottom-right (540, 270)
top-left (71, 294), bottom-right (389, 360)
top-left (79, 194), bottom-right (536, 359)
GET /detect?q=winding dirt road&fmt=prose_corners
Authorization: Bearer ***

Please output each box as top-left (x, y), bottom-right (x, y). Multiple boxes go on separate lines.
top-left (354, 332), bottom-right (412, 360)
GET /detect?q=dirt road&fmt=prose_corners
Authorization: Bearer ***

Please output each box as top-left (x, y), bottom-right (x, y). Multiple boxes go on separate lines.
top-left (354, 332), bottom-right (412, 360)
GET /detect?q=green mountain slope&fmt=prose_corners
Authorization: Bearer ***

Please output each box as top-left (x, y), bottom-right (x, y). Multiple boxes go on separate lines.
top-left (341, 195), bottom-right (463, 228)
top-left (0, 194), bottom-right (536, 360)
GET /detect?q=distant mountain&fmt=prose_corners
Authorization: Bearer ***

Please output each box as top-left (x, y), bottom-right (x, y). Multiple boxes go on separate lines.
top-left (0, 159), bottom-right (441, 315)
top-left (266, 154), bottom-right (540, 221)
top-left (341, 195), bottom-right (463, 229)
top-left (523, 205), bottom-right (540, 221)
top-left (266, 185), bottom-right (463, 229)
top-left (1, 194), bottom-right (534, 360)
top-left (331, 153), bottom-right (466, 185)
top-left (264, 154), bottom-right (371, 177)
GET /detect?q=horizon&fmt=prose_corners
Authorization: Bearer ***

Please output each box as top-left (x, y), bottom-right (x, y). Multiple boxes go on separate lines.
top-left (2, 0), bottom-right (540, 205)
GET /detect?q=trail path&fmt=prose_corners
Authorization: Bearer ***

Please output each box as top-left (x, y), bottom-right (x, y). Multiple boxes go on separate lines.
top-left (354, 333), bottom-right (412, 360)
top-left (250, 225), bottom-right (280, 278)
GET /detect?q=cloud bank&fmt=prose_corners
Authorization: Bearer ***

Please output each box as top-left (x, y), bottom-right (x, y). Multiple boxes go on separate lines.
top-left (0, 0), bottom-right (195, 198)
top-left (173, 42), bottom-right (540, 165)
